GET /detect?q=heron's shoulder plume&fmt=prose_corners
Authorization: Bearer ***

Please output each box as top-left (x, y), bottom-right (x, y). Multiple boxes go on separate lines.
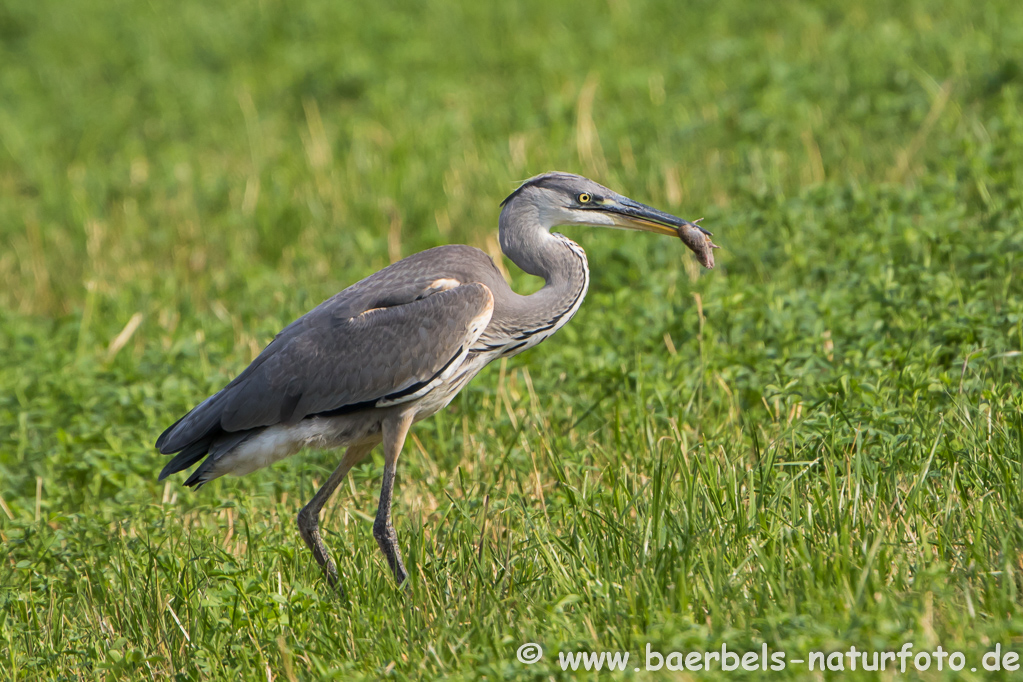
top-left (500, 171), bottom-right (589, 207)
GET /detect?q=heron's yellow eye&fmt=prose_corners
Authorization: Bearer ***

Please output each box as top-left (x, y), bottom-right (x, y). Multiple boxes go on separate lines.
top-left (578, 193), bottom-right (591, 203)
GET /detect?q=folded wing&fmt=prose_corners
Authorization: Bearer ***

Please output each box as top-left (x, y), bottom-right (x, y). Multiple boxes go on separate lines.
top-left (156, 281), bottom-right (494, 473)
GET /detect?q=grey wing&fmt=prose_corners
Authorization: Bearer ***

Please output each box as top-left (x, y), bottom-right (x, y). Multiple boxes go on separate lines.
top-left (156, 282), bottom-right (494, 457)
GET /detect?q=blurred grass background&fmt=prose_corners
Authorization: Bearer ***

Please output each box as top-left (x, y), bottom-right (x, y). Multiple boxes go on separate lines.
top-left (2, 0), bottom-right (1023, 679)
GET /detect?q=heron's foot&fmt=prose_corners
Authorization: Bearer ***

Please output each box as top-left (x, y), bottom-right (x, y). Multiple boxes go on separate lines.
top-left (373, 519), bottom-right (409, 588)
top-left (298, 507), bottom-right (346, 596)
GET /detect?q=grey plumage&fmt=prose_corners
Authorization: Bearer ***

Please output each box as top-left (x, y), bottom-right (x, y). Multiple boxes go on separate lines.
top-left (157, 171), bottom-right (712, 595)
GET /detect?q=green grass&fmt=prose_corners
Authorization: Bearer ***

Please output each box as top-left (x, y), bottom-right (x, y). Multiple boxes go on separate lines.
top-left (2, 0), bottom-right (1023, 678)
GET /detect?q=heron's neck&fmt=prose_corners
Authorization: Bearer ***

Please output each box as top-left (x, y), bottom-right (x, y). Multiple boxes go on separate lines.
top-left (497, 202), bottom-right (590, 334)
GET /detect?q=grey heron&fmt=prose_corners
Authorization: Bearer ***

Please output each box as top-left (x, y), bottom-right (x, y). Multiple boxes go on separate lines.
top-left (156, 171), bottom-right (715, 594)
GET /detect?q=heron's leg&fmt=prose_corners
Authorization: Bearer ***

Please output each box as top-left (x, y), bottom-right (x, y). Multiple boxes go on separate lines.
top-left (374, 411), bottom-right (414, 587)
top-left (297, 441), bottom-right (375, 590)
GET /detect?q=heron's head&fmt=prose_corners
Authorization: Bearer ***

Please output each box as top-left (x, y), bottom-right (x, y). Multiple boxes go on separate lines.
top-left (501, 171), bottom-right (715, 267)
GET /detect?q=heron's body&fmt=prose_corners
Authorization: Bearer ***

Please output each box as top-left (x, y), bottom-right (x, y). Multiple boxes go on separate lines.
top-left (157, 172), bottom-right (711, 594)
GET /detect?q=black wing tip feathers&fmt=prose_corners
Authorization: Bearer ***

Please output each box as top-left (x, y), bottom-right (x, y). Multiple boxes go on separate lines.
top-left (155, 417), bottom-right (184, 453)
top-left (156, 391), bottom-right (229, 454)
top-left (183, 467), bottom-right (211, 489)
top-left (157, 438), bottom-right (213, 481)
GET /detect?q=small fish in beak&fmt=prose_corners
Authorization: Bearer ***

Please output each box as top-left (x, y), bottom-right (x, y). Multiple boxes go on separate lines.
top-left (676, 218), bottom-right (718, 269)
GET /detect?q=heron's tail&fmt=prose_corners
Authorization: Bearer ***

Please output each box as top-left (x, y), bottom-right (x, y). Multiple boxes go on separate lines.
top-left (158, 438), bottom-right (214, 482)
top-left (155, 390), bottom-right (228, 454)
top-left (159, 428), bottom-right (255, 488)
top-left (156, 391), bottom-right (232, 487)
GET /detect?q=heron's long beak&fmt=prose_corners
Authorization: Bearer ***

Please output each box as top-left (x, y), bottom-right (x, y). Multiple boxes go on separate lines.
top-left (583, 196), bottom-right (718, 268)
top-left (597, 197), bottom-right (709, 237)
